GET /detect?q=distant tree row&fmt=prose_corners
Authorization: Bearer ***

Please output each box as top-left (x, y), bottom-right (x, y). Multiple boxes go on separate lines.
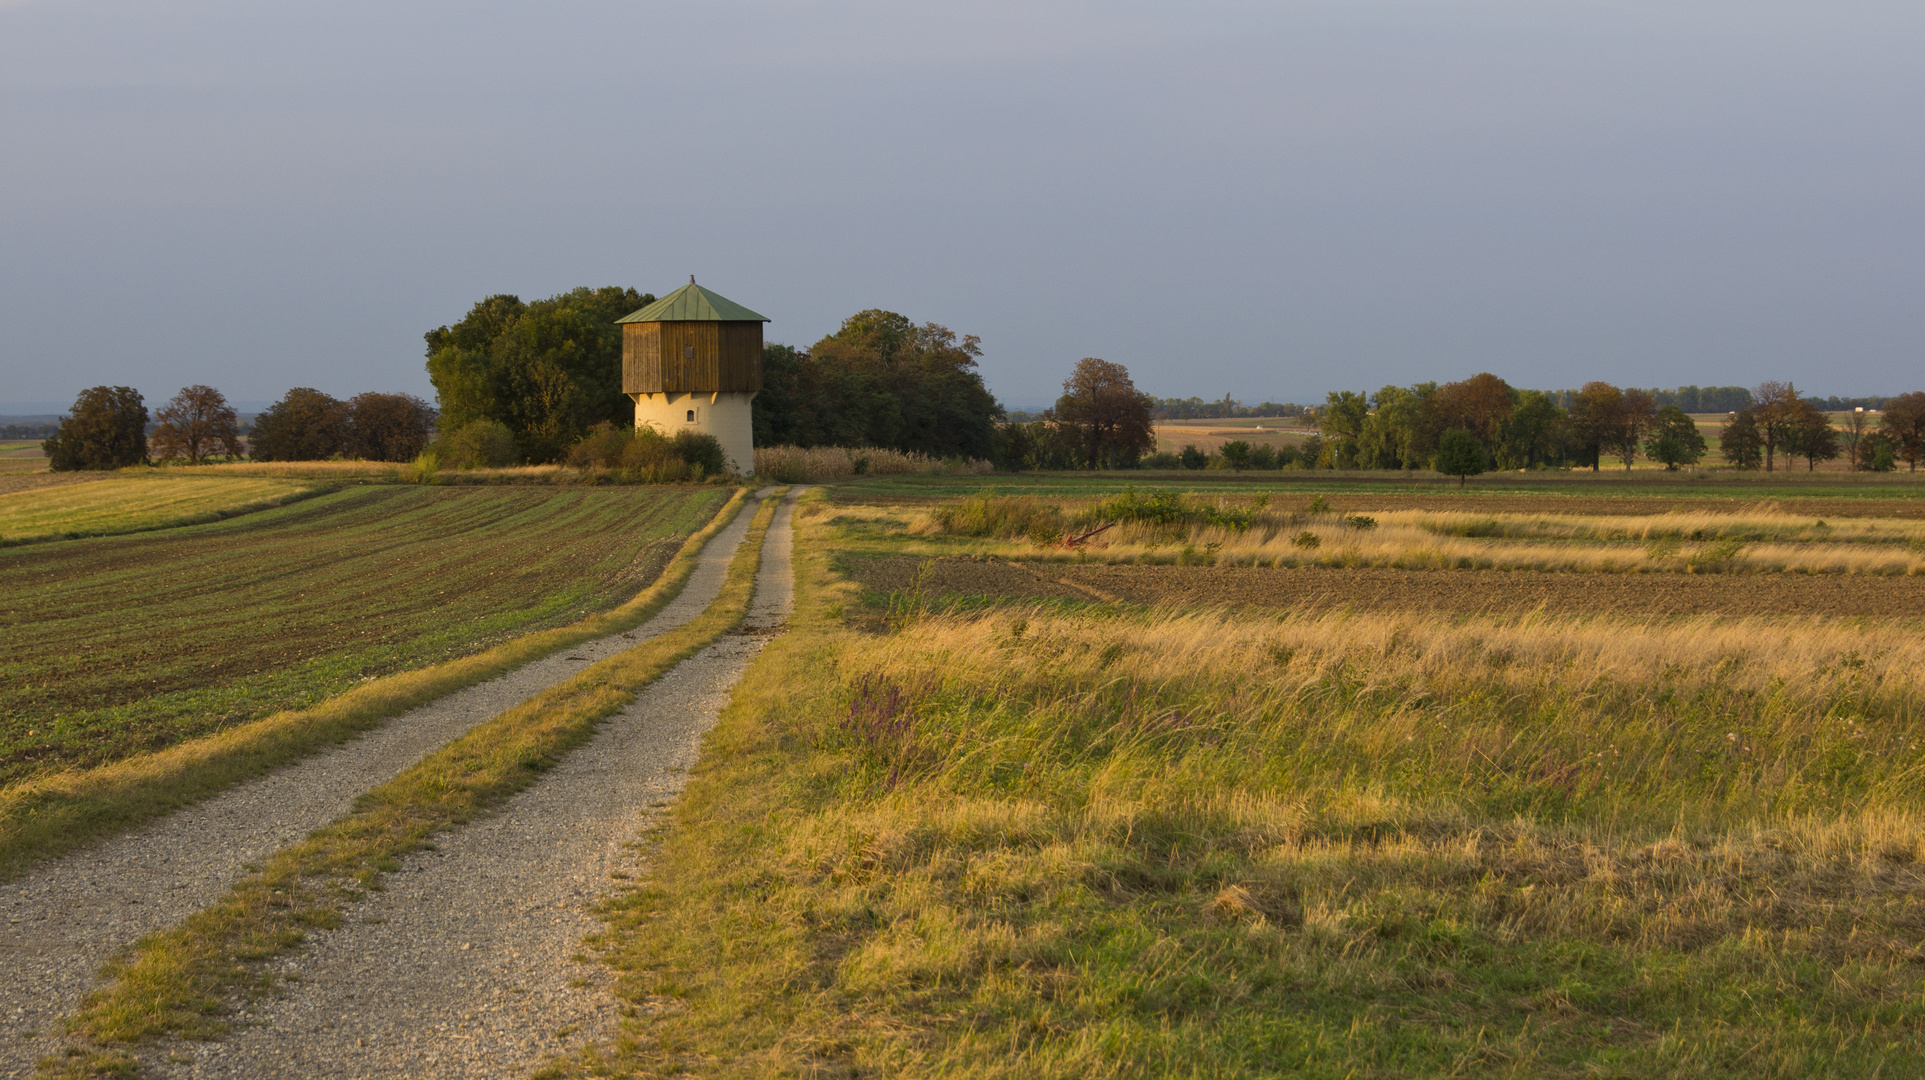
top-left (1317, 377), bottom-right (1924, 475)
top-left (1145, 395), bottom-right (1306, 421)
top-left (42, 385), bottom-right (436, 470)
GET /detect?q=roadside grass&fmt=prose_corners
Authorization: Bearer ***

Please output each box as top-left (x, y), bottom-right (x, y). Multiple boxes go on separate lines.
top-left (40, 491), bottom-right (783, 1078)
top-left (558, 495), bottom-right (1925, 1078)
top-left (0, 475), bottom-right (328, 545)
top-left (1, 485), bottom-right (727, 786)
top-left (0, 488), bottom-right (748, 879)
top-left (849, 496), bottom-right (1925, 575)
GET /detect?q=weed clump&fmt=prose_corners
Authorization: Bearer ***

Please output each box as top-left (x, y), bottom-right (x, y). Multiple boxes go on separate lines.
top-left (933, 491), bottom-right (1065, 541)
top-left (1097, 487), bottom-right (1252, 530)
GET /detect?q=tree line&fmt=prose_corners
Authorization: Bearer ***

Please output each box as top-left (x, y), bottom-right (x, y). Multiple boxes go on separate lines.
top-left (42, 385), bottom-right (437, 470)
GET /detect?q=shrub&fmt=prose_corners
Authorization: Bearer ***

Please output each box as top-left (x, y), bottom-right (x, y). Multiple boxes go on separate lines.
top-left (436, 419), bottom-right (520, 469)
top-left (934, 491), bottom-right (1065, 541)
top-left (1141, 451), bottom-right (1182, 470)
top-left (565, 422), bottom-right (726, 482)
top-left (1178, 445), bottom-right (1208, 470)
top-left (1219, 440), bottom-right (1252, 469)
top-left (1292, 531), bottom-right (1321, 549)
top-left (1344, 515), bottom-right (1378, 530)
top-left (670, 431), bottom-right (727, 477)
top-left (1249, 444), bottom-right (1279, 469)
top-left (1098, 488), bottom-right (1252, 530)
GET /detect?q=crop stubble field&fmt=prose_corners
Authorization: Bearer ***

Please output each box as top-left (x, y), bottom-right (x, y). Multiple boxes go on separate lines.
top-left (0, 484), bottom-right (725, 785)
top-left (563, 475), bottom-right (1925, 1079)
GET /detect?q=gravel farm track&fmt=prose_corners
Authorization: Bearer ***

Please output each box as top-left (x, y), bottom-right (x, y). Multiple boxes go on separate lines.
top-left (847, 553), bottom-right (1925, 618)
top-left (0, 488), bottom-right (790, 1078)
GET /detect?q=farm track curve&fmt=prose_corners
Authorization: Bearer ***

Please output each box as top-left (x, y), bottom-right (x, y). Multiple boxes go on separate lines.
top-left (134, 488), bottom-right (799, 1079)
top-left (0, 490), bottom-right (775, 1079)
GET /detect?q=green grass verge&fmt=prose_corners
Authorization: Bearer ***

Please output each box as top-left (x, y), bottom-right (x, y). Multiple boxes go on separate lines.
top-left (2, 485), bottom-right (728, 785)
top-left (0, 488), bottom-right (750, 880)
top-left (0, 475), bottom-right (331, 546)
top-left (550, 491), bottom-right (1925, 1079)
top-left (40, 491), bottom-right (783, 1078)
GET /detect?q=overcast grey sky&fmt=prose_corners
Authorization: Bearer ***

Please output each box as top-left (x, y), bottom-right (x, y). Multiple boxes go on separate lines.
top-left (2, 0), bottom-right (1920, 411)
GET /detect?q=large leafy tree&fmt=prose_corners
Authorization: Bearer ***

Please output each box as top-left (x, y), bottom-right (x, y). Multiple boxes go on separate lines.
top-left (751, 310), bottom-right (1003, 460)
top-left (1720, 410), bottom-right (1764, 470)
top-left (1435, 428), bottom-right (1488, 486)
top-left (1317, 391), bottom-right (1370, 468)
top-left (1494, 389), bottom-right (1566, 469)
top-left (1429, 372), bottom-right (1514, 446)
top-left (1050, 358), bottom-right (1155, 469)
top-left (151, 385), bottom-right (244, 464)
top-left (345, 393), bottom-right (437, 462)
top-left (1645, 405), bottom-right (1707, 470)
top-left (424, 287), bottom-right (651, 463)
top-left (1751, 381), bottom-right (1800, 472)
top-left (43, 386), bottom-right (148, 471)
top-left (1357, 383), bottom-right (1435, 470)
top-left (250, 387), bottom-right (346, 461)
top-left (1785, 399), bottom-right (1840, 471)
top-left (1568, 382), bottom-right (1625, 471)
top-left (1881, 391), bottom-right (1925, 471)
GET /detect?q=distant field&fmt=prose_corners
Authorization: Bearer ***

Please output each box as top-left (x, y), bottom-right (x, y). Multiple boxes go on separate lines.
top-left (0, 475), bottom-right (325, 544)
top-left (0, 485), bottom-right (725, 784)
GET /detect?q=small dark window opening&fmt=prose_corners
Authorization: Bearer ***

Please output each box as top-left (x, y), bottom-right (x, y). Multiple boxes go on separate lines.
top-left (683, 345), bottom-right (695, 360)
top-left (686, 409), bottom-right (696, 422)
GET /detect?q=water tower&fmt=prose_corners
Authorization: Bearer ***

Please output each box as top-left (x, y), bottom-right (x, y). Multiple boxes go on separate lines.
top-left (617, 278), bottom-right (769, 474)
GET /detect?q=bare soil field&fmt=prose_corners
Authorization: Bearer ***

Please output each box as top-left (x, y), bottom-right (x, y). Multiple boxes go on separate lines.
top-left (847, 553), bottom-right (1925, 617)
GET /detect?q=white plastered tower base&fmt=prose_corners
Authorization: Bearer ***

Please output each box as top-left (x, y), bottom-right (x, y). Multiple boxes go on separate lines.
top-left (632, 390), bottom-right (757, 475)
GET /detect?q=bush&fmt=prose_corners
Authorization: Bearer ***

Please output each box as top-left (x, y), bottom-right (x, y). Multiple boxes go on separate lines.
top-left (1097, 488), bottom-right (1252, 530)
top-left (1219, 440), bottom-right (1252, 469)
top-left (436, 419), bottom-right (520, 469)
top-left (934, 491), bottom-right (1064, 541)
top-left (1179, 445), bottom-right (1208, 469)
top-left (565, 422), bottom-right (729, 482)
top-left (1249, 444), bottom-right (1278, 470)
top-left (1141, 451), bottom-right (1182, 470)
top-left (1292, 531), bottom-right (1321, 549)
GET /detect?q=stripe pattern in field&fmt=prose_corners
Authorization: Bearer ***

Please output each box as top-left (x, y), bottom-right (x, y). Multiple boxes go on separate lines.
top-left (0, 485), bottom-right (726, 785)
top-left (0, 492), bottom-right (773, 1079)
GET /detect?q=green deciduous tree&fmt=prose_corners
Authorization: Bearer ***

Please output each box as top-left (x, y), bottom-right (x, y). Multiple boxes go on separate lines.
top-left (1720, 410), bottom-right (1764, 470)
top-left (1434, 428), bottom-right (1487, 487)
top-left (43, 386), bottom-right (148, 471)
top-left (1318, 391), bottom-right (1369, 468)
top-left (250, 387), bottom-right (347, 461)
top-left (1881, 391), bottom-right (1925, 471)
top-left (151, 385), bottom-right (244, 464)
top-left (1494, 389), bottom-right (1567, 469)
top-left (749, 311), bottom-right (1003, 461)
top-left (425, 287), bottom-right (650, 463)
top-left (1644, 406), bottom-right (1707, 470)
top-left (1568, 382), bottom-right (1624, 472)
top-left (1051, 357), bottom-right (1157, 469)
top-left (345, 393), bottom-right (437, 462)
top-left (1785, 399), bottom-right (1840, 472)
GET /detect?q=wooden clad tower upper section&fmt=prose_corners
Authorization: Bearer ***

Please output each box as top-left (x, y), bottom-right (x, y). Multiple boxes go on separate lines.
top-left (618, 280), bottom-right (769, 395)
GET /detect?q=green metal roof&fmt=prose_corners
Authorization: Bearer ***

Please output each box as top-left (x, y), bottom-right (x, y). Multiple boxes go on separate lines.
top-left (617, 279), bottom-right (770, 323)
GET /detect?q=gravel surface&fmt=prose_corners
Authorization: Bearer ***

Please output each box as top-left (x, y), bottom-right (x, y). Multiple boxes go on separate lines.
top-left (131, 489), bottom-right (799, 1079)
top-left (0, 491), bottom-right (772, 1078)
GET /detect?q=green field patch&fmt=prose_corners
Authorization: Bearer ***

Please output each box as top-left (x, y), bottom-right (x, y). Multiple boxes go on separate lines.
top-left (0, 475), bottom-right (325, 545)
top-left (0, 485), bottom-right (725, 784)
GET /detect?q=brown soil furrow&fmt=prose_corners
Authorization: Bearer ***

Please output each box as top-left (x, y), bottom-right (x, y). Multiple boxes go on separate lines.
top-left (849, 554), bottom-right (1925, 618)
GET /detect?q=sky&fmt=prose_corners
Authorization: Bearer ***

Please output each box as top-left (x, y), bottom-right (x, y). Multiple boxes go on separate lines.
top-left (2, 0), bottom-right (1921, 413)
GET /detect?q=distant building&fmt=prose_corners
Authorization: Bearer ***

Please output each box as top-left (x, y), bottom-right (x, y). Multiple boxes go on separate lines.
top-left (617, 279), bottom-right (769, 474)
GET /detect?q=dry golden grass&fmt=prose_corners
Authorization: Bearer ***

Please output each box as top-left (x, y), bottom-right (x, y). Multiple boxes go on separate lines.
top-left (889, 496), bottom-right (1925, 575)
top-left (559, 494), bottom-right (1925, 1079)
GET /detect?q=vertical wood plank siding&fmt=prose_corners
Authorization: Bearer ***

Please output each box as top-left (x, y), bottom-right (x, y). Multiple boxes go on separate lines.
top-left (622, 321), bottom-right (763, 394)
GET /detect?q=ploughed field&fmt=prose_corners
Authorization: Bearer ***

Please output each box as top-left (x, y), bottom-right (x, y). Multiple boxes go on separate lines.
top-left (0, 475), bottom-right (325, 544)
top-left (846, 553), bottom-right (1925, 617)
top-left (0, 485), bottom-right (724, 784)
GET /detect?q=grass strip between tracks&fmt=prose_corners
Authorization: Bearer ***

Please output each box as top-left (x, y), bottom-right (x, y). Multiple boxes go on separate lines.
top-left (42, 489), bottom-right (782, 1078)
top-left (0, 486), bottom-right (753, 881)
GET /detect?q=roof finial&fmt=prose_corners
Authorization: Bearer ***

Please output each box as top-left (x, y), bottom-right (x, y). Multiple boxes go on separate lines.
top-left (690, 274), bottom-right (696, 285)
